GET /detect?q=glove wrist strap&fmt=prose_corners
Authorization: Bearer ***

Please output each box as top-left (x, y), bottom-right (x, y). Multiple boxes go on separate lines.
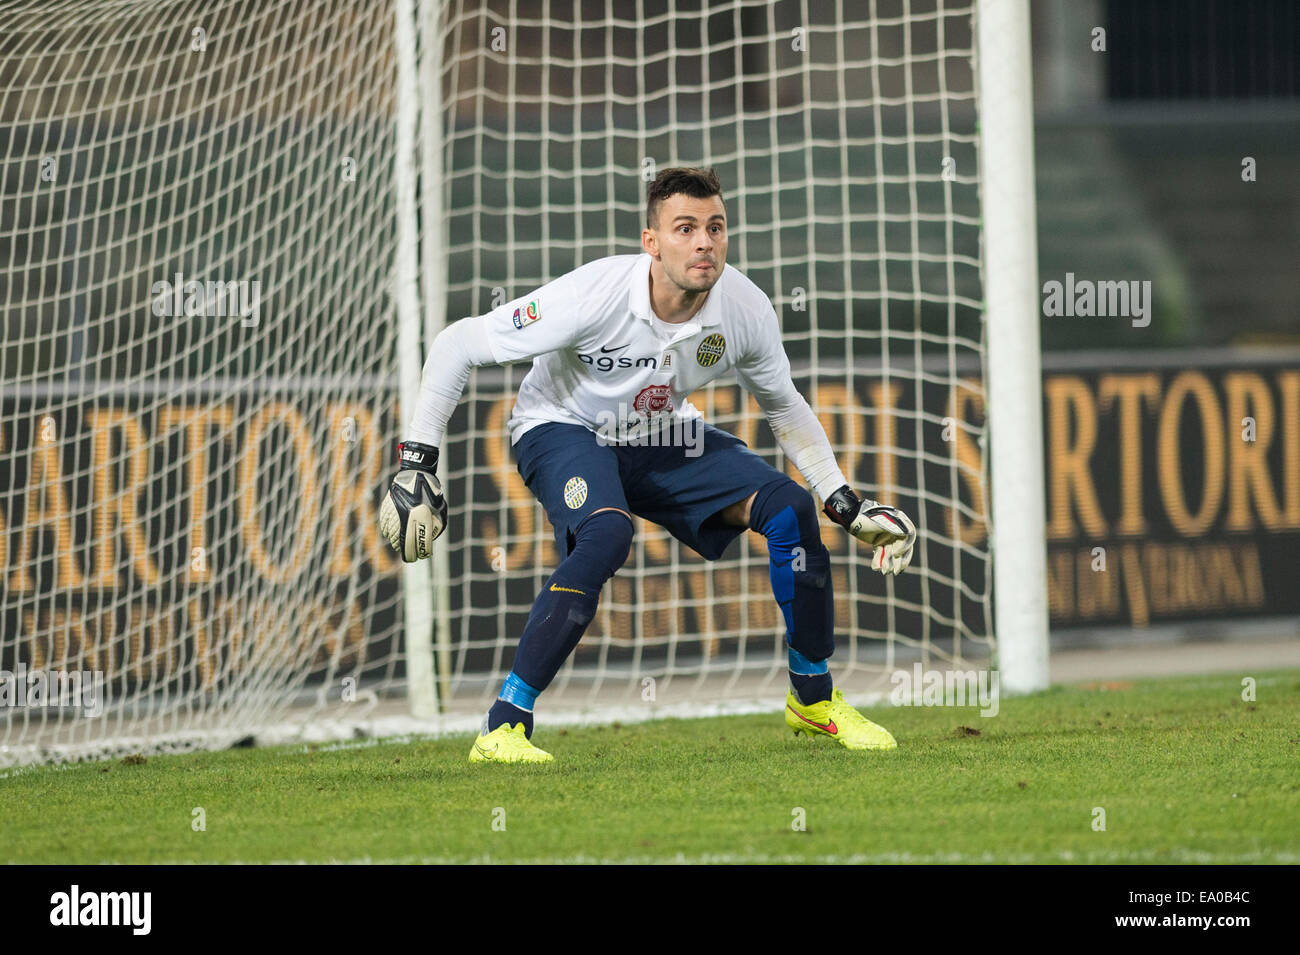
top-left (397, 440), bottom-right (439, 474)
top-left (823, 484), bottom-right (861, 528)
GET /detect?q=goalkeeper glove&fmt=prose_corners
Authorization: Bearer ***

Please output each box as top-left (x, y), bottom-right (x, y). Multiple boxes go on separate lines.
top-left (379, 440), bottom-right (448, 562)
top-left (823, 485), bottom-right (917, 576)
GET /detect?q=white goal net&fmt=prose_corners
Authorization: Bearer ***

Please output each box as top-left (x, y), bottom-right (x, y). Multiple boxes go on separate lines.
top-left (433, 0), bottom-right (993, 711)
top-left (0, 0), bottom-right (411, 764)
top-left (1, 0), bottom-right (1005, 765)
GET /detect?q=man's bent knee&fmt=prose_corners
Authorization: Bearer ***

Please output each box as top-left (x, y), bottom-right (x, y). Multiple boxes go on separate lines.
top-left (575, 507), bottom-right (635, 570)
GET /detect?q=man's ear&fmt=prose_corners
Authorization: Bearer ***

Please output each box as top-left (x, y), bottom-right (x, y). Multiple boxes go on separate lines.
top-left (641, 227), bottom-right (659, 257)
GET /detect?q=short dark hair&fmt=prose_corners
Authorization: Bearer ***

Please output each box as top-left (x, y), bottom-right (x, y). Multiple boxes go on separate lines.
top-left (646, 166), bottom-right (725, 229)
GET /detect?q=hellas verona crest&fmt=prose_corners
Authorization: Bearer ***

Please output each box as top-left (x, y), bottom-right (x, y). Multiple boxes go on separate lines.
top-left (696, 333), bottom-right (726, 367)
top-left (563, 476), bottom-right (588, 509)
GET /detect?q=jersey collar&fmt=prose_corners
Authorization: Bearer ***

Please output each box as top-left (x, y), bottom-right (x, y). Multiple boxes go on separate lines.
top-left (630, 252), bottom-right (723, 328)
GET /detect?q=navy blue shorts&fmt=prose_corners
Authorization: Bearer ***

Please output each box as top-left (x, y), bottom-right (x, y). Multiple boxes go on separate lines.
top-left (512, 420), bottom-right (788, 561)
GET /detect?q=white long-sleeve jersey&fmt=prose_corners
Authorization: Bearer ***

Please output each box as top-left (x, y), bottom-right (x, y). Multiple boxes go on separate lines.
top-left (407, 252), bottom-right (849, 501)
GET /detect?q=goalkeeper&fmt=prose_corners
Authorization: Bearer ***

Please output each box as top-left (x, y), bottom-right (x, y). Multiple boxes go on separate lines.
top-left (381, 167), bottom-right (916, 764)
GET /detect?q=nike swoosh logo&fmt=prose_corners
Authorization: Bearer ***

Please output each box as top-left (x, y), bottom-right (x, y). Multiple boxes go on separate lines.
top-left (474, 742), bottom-right (499, 758)
top-left (550, 584), bottom-right (586, 595)
top-left (788, 705), bottom-right (837, 735)
top-left (600, 343), bottom-right (630, 353)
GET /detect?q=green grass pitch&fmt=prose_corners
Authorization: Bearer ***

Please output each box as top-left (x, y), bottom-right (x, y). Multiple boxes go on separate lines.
top-left (4, 670), bottom-right (1298, 864)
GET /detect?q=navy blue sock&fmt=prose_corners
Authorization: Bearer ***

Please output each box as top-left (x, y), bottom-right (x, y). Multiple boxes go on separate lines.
top-left (748, 479), bottom-right (836, 704)
top-left (788, 647), bottom-right (833, 705)
top-left (486, 700), bottom-right (533, 737)
top-left (492, 509), bottom-right (633, 733)
top-left (486, 672), bottom-right (539, 736)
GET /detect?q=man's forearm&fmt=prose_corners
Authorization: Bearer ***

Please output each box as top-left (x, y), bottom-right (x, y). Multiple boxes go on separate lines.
top-left (406, 316), bottom-right (497, 446)
top-left (765, 395), bottom-right (849, 501)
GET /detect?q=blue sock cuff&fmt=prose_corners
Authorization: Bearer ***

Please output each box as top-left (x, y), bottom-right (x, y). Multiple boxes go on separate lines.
top-left (788, 646), bottom-right (828, 675)
top-left (498, 671), bottom-right (540, 711)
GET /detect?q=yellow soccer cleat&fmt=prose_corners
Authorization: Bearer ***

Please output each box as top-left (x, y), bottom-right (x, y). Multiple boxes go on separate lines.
top-left (468, 722), bottom-right (554, 764)
top-left (785, 687), bottom-right (898, 751)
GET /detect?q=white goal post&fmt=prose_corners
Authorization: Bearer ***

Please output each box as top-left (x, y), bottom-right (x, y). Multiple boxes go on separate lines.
top-left (0, 0), bottom-right (1046, 767)
top-left (975, 0), bottom-right (1049, 694)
